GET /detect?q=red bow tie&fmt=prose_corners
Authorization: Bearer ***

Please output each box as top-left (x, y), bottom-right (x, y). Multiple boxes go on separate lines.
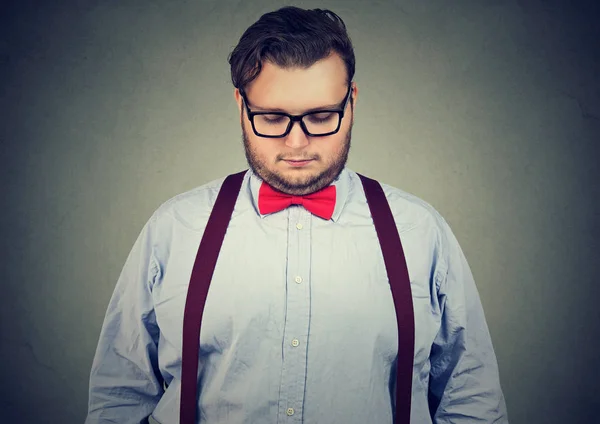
top-left (258, 182), bottom-right (337, 220)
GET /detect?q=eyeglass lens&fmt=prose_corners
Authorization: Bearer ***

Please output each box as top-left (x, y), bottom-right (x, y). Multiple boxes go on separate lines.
top-left (253, 112), bottom-right (340, 136)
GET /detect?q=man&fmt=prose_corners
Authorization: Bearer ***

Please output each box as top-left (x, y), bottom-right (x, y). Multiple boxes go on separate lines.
top-left (85, 6), bottom-right (508, 424)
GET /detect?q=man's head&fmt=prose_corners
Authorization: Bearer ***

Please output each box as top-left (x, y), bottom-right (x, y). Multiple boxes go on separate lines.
top-left (228, 7), bottom-right (358, 195)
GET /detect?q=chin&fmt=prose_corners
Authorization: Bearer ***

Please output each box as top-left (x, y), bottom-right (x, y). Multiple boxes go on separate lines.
top-left (276, 170), bottom-right (316, 184)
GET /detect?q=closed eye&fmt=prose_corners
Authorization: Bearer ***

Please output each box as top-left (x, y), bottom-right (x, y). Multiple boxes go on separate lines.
top-left (260, 114), bottom-right (287, 124)
top-left (306, 113), bottom-right (336, 124)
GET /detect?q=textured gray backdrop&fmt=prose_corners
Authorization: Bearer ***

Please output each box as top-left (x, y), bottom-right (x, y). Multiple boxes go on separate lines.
top-left (1, 0), bottom-right (599, 423)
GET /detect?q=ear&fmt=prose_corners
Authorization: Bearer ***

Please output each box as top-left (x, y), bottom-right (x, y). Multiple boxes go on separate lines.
top-left (350, 82), bottom-right (358, 110)
top-left (234, 88), bottom-right (243, 113)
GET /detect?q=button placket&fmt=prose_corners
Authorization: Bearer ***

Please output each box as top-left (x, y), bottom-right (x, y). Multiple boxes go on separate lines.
top-left (277, 206), bottom-right (311, 422)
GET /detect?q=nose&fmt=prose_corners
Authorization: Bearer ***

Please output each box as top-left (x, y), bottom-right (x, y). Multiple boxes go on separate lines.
top-left (284, 120), bottom-right (310, 149)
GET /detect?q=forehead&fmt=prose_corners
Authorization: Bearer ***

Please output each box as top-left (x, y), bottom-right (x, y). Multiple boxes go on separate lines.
top-left (244, 53), bottom-right (348, 113)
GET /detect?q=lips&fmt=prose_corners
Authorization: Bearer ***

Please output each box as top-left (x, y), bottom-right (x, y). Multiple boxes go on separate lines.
top-left (284, 159), bottom-right (314, 167)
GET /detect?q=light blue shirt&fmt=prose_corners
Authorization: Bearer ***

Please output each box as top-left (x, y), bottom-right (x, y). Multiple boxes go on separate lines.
top-left (85, 167), bottom-right (508, 424)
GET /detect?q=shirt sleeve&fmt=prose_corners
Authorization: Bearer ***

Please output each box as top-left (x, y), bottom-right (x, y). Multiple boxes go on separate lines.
top-left (428, 220), bottom-right (509, 423)
top-left (85, 213), bottom-right (164, 424)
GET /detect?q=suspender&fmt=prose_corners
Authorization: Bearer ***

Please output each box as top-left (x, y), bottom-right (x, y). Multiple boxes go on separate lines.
top-left (180, 171), bottom-right (414, 424)
top-left (358, 174), bottom-right (415, 423)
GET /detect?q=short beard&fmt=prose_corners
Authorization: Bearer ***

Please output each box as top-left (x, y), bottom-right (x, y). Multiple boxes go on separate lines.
top-left (242, 122), bottom-right (352, 195)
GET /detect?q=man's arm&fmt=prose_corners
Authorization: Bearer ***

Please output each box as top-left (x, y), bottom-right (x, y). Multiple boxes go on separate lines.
top-left (428, 220), bottom-right (509, 423)
top-left (85, 215), bottom-right (164, 424)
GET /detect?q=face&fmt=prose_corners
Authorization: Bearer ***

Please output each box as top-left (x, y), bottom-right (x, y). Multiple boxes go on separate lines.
top-left (235, 53), bottom-right (358, 196)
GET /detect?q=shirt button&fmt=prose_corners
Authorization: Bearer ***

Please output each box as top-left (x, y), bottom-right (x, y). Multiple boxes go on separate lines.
top-left (294, 276), bottom-right (302, 284)
top-left (296, 223), bottom-right (303, 230)
top-left (291, 338), bottom-right (300, 347)
top-left (286, 407), bottom-right (295, 416)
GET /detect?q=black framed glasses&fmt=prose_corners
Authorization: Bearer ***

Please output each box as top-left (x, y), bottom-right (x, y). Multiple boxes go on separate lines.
top-left (240, 84), bottom-right (353, 138)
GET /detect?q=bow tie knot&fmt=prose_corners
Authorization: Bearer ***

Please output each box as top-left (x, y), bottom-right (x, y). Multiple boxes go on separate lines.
top-left (258, 182), bottom-right (336, 220)
top-left (290, 196), bottom-right (305, 205)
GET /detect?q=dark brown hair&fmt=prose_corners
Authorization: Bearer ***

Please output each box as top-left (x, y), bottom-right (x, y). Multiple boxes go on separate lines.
top-left (228, 6), bottom-right (355, 91)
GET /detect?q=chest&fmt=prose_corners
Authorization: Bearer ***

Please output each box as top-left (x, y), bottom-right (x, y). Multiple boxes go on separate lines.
top-left (152, 208), bottom-right (439, 369)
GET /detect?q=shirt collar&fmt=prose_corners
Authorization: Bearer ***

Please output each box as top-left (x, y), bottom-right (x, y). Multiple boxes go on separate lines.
top-left (247, 167), bottom-right (351, 223)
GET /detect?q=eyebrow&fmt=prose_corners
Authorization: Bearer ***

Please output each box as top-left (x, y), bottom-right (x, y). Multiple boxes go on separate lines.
top-left (245, 94), bottom-right (346, 114)
top-left (248, 102), bottom-right (342, 113)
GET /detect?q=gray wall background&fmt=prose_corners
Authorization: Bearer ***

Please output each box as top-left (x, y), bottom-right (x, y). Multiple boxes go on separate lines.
top-left (1, 0), bottom-right (599, 423)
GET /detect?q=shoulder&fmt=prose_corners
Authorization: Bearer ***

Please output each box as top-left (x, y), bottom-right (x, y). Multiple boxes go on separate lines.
top-left (148, 172), bottom-right (247, 232)
top-left (347, 169), bottom-right (456, 285)
top-left (347, 169), bottom-right (447, 234)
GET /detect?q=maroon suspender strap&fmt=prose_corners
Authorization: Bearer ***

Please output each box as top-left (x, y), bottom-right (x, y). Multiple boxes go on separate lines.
top-left (179, 170), bottom-right (414, 424)
top-left (180, 170), bottom-right (247, 424)
top-left (358, 173), bottom-right (415, 424)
